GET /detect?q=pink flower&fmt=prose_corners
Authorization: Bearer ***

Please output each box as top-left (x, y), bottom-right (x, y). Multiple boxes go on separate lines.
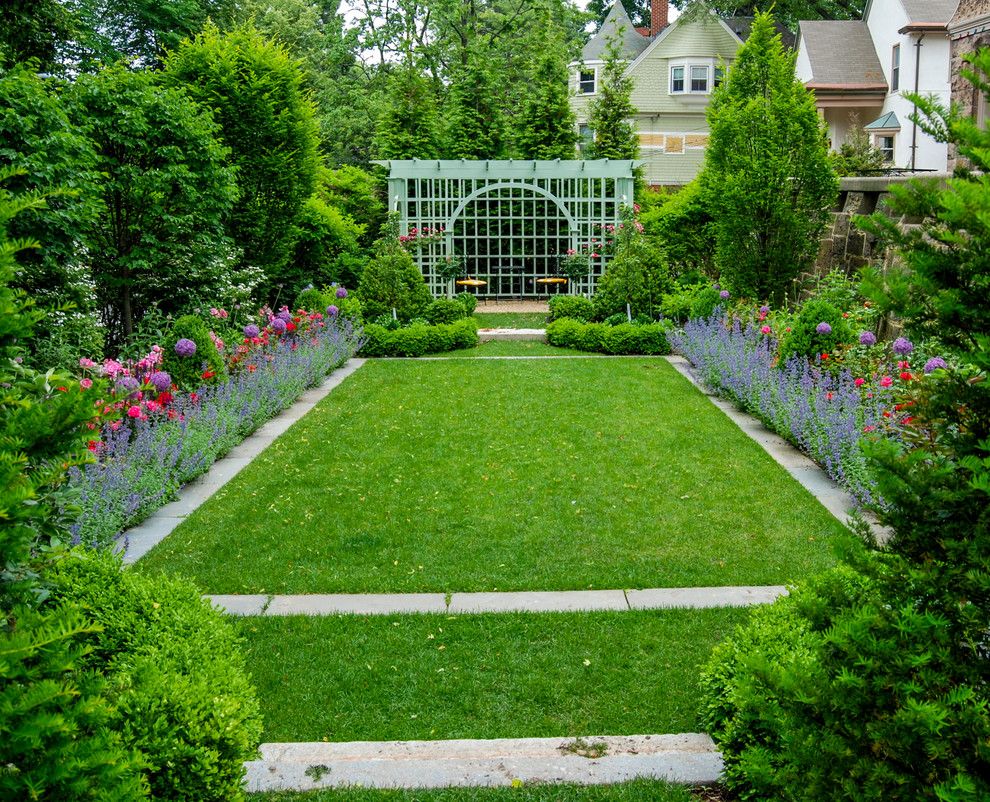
top-left (854, 377), bottom-right (865, 387)
top-left (79, 357), bottom-right (96, 369)
top-left (880, 375), bottom-right (893, 387)
top-left (760, 325), bottom-right (772, 335)
top-left (127, 405), bottom-right (141, 418)
top-left (80, 378), bottom-right (93, 389)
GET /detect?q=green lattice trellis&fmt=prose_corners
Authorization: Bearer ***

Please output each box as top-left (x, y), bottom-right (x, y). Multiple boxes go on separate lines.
top-left (376, 160), bottom-right (639, 298)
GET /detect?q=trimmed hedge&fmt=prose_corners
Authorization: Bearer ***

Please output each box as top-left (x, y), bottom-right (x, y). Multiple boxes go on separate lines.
top-left (360, 318), bottom-right (479, 357)
top-left (546, 318), bottom-right (672, 355)
top-left (548, 295), bottom-right (593, 323)
top-left (425, 297), bottom-right (467, 325)
top-left (47, 549), bottom-right (263, 801)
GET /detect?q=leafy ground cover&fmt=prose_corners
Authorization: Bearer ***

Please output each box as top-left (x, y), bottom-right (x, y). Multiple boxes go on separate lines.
top-left (473, 312), bottom-right (547, 329)
top-left (137, 357), bottom-right (845, 594)
top-left (251, 779), bottom-right (696, 801)
top-left (240, 608), bottom-right (749, 742)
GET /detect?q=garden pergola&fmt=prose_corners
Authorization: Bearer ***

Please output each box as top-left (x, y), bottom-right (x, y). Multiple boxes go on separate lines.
top-left (376, 160), bottom-right (639, 298)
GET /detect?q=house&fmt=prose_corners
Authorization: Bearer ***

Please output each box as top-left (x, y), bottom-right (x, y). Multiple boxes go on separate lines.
top-left (947, 0), bottom-right (990, 169)
top-left (569, 2), bottom-right (794, 187)
top-left (796, 0), bottom-right (960, 172)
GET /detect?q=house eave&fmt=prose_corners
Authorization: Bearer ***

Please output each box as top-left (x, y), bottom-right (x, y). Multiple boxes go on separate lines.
top-left (898, 22), bottom-right (949, 34)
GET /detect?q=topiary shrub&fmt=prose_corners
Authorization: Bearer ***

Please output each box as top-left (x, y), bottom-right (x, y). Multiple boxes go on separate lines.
top-left (689, 286), bottom-right (722, 321)
top-left (161, 314), bottom-right (227, 391)
top-left (778, 299), bottom-right (852, 363)
top-left (548, 295), bottom-right (593, 322)
top-left (357, 248), bottom-right (432, 322)
top-left (294, 287), bottom-right (324, 312)
top-left (360, 318), bottom-right (478, 357)
top-left (455, 291), bottom-right (477, 316)
top-left (425, 298), bottom-right (466, 325)
top-left (547, 319), bottom-right (671, 355)
top-left (47, 549), bottom-right (263, 802)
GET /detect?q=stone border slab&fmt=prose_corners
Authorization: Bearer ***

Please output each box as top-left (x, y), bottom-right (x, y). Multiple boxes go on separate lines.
top-left (117, 358), bottom-right (366, 565)
top-left (245, 733), bottom-right (722, 792)
top-left (477, 328), bottom-right (547, 342)
top-left (663, 355), bottom-right (890, 542)
top-left (207, 585), bottom-right (787, 616)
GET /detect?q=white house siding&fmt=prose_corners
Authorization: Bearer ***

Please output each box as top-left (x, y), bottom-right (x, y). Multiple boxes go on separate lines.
top-left (823, 106), bottom-right (884, 148)
top-left (795, 33), bottom-right (813, 81)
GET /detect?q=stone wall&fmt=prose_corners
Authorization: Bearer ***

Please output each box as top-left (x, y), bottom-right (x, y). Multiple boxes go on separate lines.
top-left (948, 0), bottom-right (990, 169)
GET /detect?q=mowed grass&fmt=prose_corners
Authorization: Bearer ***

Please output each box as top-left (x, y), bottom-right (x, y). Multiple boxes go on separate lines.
top-left (137, 358), bottom-right (844, 594)
top-left (240, 608), bottom-right (749, 742)
top-left (474, 312), bottom-right (547, 329)
top-left (433, 340), bottom-right (593, 358)
top-left (251, 779), bottom-right (695, 801)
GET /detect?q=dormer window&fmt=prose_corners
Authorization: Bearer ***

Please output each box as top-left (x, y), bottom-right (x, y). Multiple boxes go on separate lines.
top-left (671, 66), bottom-right (685, 93)
top-left (670, 62), bottom-right (718, 95)
top-left (691, 66), bottom-right (709, 92)
top-left (714, 66), bottom-right (725, 90)
top-left (579, 69), bottom-right (597, 95)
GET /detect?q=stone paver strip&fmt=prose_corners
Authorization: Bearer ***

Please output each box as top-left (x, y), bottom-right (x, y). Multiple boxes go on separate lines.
top-left (244, 733), bottom-right (722, 792)
top-left (207, 585), bottom-right (787, 616)
top-left (208, 595), bottom-right (270, 616)
top-left (118, 358), bottom-right (366, 565)
top-left (626, 586), bottom-right (788, 610)
top-left (264, 593), bottom-right (448, 616)
top-left (477, 328), bottom-right (547, 342)
top-left (448, 590), bottom-right (627, 614)
top-left (663, 355), bottom-right (890, 542)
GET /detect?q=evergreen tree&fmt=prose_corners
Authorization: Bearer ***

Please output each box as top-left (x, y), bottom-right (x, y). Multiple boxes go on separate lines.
top-left (586, 34), bottom-right (638, 161)
top-left (515, 21), bottom-right (578, 160)
top-left (701, 11), bottom-right (836, 304)
top-left (374, 66), bottom-right (442, 160)
top-left (444, 54), bottom-right (507, 159)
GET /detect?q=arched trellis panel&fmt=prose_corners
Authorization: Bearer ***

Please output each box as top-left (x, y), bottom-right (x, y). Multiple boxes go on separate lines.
top-left (375, 160), bottom-right (639, 298)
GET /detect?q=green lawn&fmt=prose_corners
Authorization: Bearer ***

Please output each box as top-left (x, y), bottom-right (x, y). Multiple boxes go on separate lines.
top-left (251, 779), bottom-right (695, 801)
top-left (474, 312), bottom-right (547, 329)
top-left (240, 608), bottom-right (748, 742)
top-left (434, 340), bottom-right (591, 358)
top-left (137, 358), bottom-right (844, 594)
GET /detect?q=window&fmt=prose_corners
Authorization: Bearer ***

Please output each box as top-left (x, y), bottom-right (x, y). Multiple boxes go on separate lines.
top-left (579, 69), bottom-right (596, 94)
top-left (670, 66), bottom-right (685, 93)
top-left (714, 66), bottom-right (725, 89)
top-left (891, 45), bottom-right (900, 92)
top-left (578, 124), bottom-right (594, 154)
top-left (876, 134), bottom-right (895, 162)
top-left (690, 65), bottom-right (709, 92)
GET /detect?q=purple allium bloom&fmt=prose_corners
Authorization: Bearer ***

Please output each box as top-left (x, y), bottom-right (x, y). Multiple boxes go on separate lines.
top-left (924, 357), bottom-right (947, 374)
top-left (277, 308), bottom-right (292, 323)
top-left (175, 338), bottom-right (197, 358)
top-left (859, 331), bottom-right (877, 346)
top-left (336, 287), bottom-right (348, 299)
top-left (271, 317), bottom-right (287, 334)
top-left (326, 305), bottom-right (339, 317)
top-left (149, 371), bottom-right (172, 393)
top-left (760, 305), bottom-right (770, 314)
top-left (816, 322), bottom-right (832, 335)
top-left (243, 323), bottom-right (260, 338)
top-left (892, 337), bottom-right (914, 356)
top-left (115, 376), bottom-right (141, 398)
top-left (719, 290), bottom-right (730, 300)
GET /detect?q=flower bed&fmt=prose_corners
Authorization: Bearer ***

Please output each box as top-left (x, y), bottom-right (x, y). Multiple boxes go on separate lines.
top-left (68, 317), bottom-right (364, 550)
top-left (670, 314), bottom-right (905, 507)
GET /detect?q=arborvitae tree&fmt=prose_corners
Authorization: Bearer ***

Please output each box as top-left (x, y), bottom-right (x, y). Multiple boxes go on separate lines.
top-left (374, 66), bottom-right (442, 160)
top-left (586, 34), bottom-right (638, 161)
top-left (701, 10), bottom-right (836, 304)
top-left (444, 54), bottom-right (507, 159)
top-left (515, 21), bottom-right (578, 160)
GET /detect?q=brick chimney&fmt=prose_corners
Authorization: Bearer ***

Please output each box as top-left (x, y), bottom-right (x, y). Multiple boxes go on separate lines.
top-left (651, 0), bottom-right (669, 36)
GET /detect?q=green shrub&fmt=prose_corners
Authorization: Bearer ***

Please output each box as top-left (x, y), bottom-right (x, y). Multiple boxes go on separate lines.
top-left (548, 294), bottom-right (594, 322)
top-left (161, 314), bottom-right (227, 391)
top-left (48, 549), bottom-right (263, 802)
top-left (547, 319), bottom-right (671, 355)
top-left (592, 208), bottom-right (672, 320)
top-left (455, 292), bottom-right (477, 316)
top-left (689, 286), bottom-right (722, 321)
top-left (357, 247), bottom-right (432, 322)
top-left (778, 299), bottom-right (852, 363)
top-left (425, 298), bottom-right (466, 325)
top-left (294, 287), bottom-right (324, 312)
top-left (360, 318), bottom-right (478, 357)
top-left (284, 195), bottom-right (364, 299)
top-left (640, 179), bottom-right (715, 277)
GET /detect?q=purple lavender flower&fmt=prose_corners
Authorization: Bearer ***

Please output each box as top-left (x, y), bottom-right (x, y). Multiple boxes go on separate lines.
top-left (271, 317), bottom-right (288, 334)
top-left (924, 356), bottom-right (947, 374)
top-left (892, 337), bottom-right (914, 356)
top-left (719, 290), bottom-right (730, 300)
top-left (149, 371), bottom-right (172, 393)
top-left (326, 305), bottom-right (339, 318)
top-left (336, 287), bottom-right (348, 299)
top-left (816, 322), bottom-right (832, 335)
top-left (243, 323), bottom-right (260, 338)
top-left (859, 331), bottom-right (877, 346)
top-left (115, 376), bottom-right (141, 398)
top-left (175, 338), bottom-right (197, 358)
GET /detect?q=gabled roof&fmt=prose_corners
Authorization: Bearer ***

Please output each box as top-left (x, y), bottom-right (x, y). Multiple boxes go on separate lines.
top-left (624, 8), bottom-right (743, 74)
top-left (899, 0), bottom-right (959, 24)
top-left (722, 16), bottom-right (797, 49)
top-left (582, 2), bottom-right (651, 62)
top-left (798, 20), bottom-right (887, 90)
top-left (865, 111), bottom-right (901, 130)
